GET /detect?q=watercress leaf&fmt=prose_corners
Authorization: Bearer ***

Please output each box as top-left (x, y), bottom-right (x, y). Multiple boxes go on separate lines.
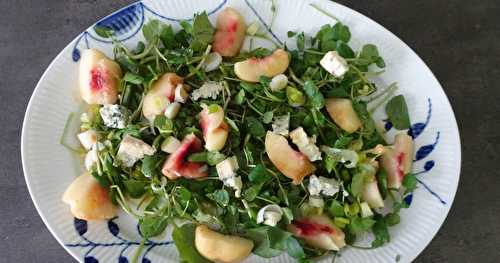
top-left (332, 22), bottom-right (351, 42)
top-left (207, 151), bottom-right (226, 166)
top-left (336, 41), bottom-right (355, 59)
top-left (94, 25), bottom-right (114, 38)
top-left (172, 224), bottom-right (211, 263)
top-left (287, 31), bottom-right (297, 38)
top-left (123, 72), bottom-right (144, 85)
top-left (348, 217), bottom-right (375, 234)
top-left (385, 213), bottom-right (400, 226)
top-left (296, 32), bottom-right (305, 51)
top-left (160, 24), bottom-right (176, 49)
top-left (190, 12), bottom-right (215, 52)
top-left (377, 169), bottom-right (389, 199)
top-left (246, 117), bottom-right (266, 137)
top-left (402, 173), bottom-right (417, 193)
top-left (207, 189), bottom-right (230, 207)
top-left (372, 216), bottom-right (390, 247)
top-left (303, 81), bottom-right (324, 109)
top-left (188, 152), bottom-right (208, 162)
top-left (142, 19), bottom-right (163, 43)
top-left (234, 89), bottom-right (246, 105)
top-left (248, 164), bottom-right (271, 183)
top-left (350, 171), bottom-right (366, 197)
top-left (154, 115), bottom-right (174, 134)
top-left (328, 200), bottom-right (345, 217)
top-left (123, 179), bottom-right (147, 198)
top-left (359, 44), bottom-right (379, 63)
top-left (243, 183), bottom-right (263, 201)
top-left (263, 111), bottom-right (274, 124)
top-left (323, 154), bottom-right (336, 173)
top-left (139, 215), bottom-right (169, 238)
top-left (385, 95), bottom-right (411, 130)
top-left (141, 155), bottom-right (163, 178)
top-left (334, 135), bottom-right (353, 149)
top-left (285, 237), bottom-right (306, 259)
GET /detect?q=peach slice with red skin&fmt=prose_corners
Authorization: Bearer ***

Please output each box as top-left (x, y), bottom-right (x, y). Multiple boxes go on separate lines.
top-left (62, 173), bottom-right (117, 220)
top-left (162, 134), bottom-right (208, 180)
top-left (213, 7), bottom-right (247, 57)
top-left (288, 215), bottom-right (346, 251)
top-left (381, 133), bottom-right (414, 189)
top-left (200, 105), bottom-right (229, 151)
top-left (142, 73), bottom-right (184, 122)
top-left (79, 49), bottom-right (122, 105)
top-left (234, 49), bottom-right (290, 82)
top-left (265, 131), bottom-right (316, 184)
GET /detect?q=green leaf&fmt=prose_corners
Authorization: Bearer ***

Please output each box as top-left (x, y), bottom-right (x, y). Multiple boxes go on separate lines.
top-left (350, 171), bottom-right (366, 197)
top-left (94, 25), bottom-right (114, 38)
top-left (385, 213), bottom-right (400, 226)
top-left (336, 41), bottom-right (355, 58)
top-left (207, 189), bottom-right (230, 207)
top-left (190, 12), bottom-right (215, 51)
top-left (141, 155), bottom-right (163, 178)
top-left (287, 86), bottom-right (306, 107)
top-left (348, 217), bottom-right (375, 234)
top-left (243, 183), bottom-right (263, 201)
top-left (139, 215), bottom-right (169, 238)
top-left (386, 95), bottom-right (411, 130)
top-left (285, 237), bottom-right (306, 259)
top-left (172, 224), bottom-right (211, 263)
top-left (154, 115), bottom-right (174, 134)
top-left (246, 117), bottom-right (266, 137)
top-left (303, 81), bottom-right (325, 109)
top-left (234, 89), bottom-right (246, 105)
top-left (402, 173), bottom-right (417, 193)
top-left (160, 24), bottom-right (176, 49)
top-left (328, 200), bottom-right (345, 217)
top-left (332, 22), bottom-right (351, 42)
top-left (123, 179), bottom-right (147, 198)
top-left (245, 226), bottom-right (292, 258)
top-left (323, 154), bottom-right (336, 173)
top-left (142, 19), bottom-right (163, 43)
top-left (262, 111), bottom-right (274, 124)
top-left (248, 164), bottom-right (271, 183)
top-left (296, 32), bottom-right (305, 51)
top-left (376, 169), bottom-right (389, 199)
top-left (358, 44), bottom-right (385, 68)
top-left (372, 217), bottom-right (390, 247)
top-left (123, 72), bottom-right (144, 85)
top-left (207, 151), bottom-right (226, 165)
top-left (188, 152), bottom-right (208, 162)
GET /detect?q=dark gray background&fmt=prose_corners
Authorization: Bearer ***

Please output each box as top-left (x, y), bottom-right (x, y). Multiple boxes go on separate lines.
top-left (1, 0), bottom-right (498, 262)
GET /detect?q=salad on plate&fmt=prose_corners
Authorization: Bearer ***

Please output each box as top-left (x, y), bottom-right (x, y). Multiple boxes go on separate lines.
top-left (61, 6), bottom-right (417, 263)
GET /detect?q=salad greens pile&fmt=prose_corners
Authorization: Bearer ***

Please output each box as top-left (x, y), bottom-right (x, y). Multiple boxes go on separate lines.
top-left (68, 6), bottom-right (417, 263)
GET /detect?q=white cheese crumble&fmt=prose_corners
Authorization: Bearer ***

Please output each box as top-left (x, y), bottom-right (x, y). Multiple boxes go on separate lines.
top-left (77, 130), bottom-right (98, 151)
top-left (116, 135), bottom-right (155, 167)
top-left (290, 127), bottom-right (322, 161)
top-left (216, 156), bottom-right (242, 197)
top-left (174, 84), bottom-right (189, 103)
top-left (84, 142), bottom-right (104, 171)
top-left (202, 52), bottom-right (222, 72)
top-left (99, 104), bottom-right (127, 129)
top-left (321, 146), bottom-right (359, 168)
top-left (308, 174), bottom-right (340, 196)
top-left (256, 205), bottom-right (283, 227)
top-left (269, 74), bottom-right (288, 91)
top-left (191, 82), bottom-right (224, 101)
top-left (320, 51), bottom-right (349, 78)
top-left (271, 113), bottom-right (290, 136)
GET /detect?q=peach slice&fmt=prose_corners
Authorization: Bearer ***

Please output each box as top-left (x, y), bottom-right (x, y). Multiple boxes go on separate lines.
top-left (200, 105), bottom-right (229, 151)
top-left (212, 7), bottom-right (247, 57)
top-left (79, 49), bottom-right (122, 105)
top-left (381, 133), bottom-right (414, 189)
top-left (234, 49), bottom-right (290, 82)
top-left (288, 215), bottom-right (346, 251)
top-left (142, 73), bottom-right (184, 122)
top-left (362, 175), bottom-right (385, 208)
top-left (325, 98), bottom-right (362, 133)
top-left (62, 173), bottom-right (117, 220)
top-left (265, 131), bottom-right (316, 184)
top-left (195, 225), bottom-right (254, 263)
top-left (161, 134), bottom-right (208, 180)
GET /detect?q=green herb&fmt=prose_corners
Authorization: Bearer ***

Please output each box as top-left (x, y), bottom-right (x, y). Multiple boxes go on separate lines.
top-left (207, 189), bottom-right (230, 207)
top-left (386, 95), bottom-right (411, 130)
top-left (139, 215), bottom-right (169, 238)
top-left (172, 224), bottom-right (211, 263)
top-left (189, 12), bottom-right (215, 52)
top-left (303, 80), bottom-right (325, 109)
top-left (402, 173), bottom-right (417, 193)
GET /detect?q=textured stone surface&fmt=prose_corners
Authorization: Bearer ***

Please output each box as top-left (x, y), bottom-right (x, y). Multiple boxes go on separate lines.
top-left (0, 0), bottom-right (498, 262)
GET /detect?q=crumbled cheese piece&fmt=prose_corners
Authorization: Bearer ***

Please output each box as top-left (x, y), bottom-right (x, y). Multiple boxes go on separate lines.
top-left (77, 130), bottom-right (98, 150)
top-left (272, 114), bottom-right (290, 136)
top-left (116, 135), bottom-right (155, 167)
top-left (84, 143), bottom-right (104, 171)
top-left (321, 146), bottom-right (358, 168)
top-left (290, 127), bottom-right (322, 161)
top-left (174, 84), bottom-right (189, 103)
top-left (307, 174), bottom-right (340, 196)
top-left (164, 102), bottom-right (181, 119)
top-left (256, 205), bottom-right (283, 226)
top-left (191, 82), bottom-right (224, 101)
top-left (99, 104), bottom-right (127, 129)
top-left (269, 74), bottom-right (288, 91)
top-left (202, 52), bottom-right (222, 72)
top-left (216, 156), bottom-right (242, 197)
top-left (320, 51), bottom-right (349, 78)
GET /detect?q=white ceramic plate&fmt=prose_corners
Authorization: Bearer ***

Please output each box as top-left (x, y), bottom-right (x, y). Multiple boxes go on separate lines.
top-left (21, 0), bottom-right (461, 262)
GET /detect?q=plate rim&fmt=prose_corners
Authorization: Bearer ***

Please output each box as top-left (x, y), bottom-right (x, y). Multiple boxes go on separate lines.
top-left (21, 0), bottom-right (462, 262)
